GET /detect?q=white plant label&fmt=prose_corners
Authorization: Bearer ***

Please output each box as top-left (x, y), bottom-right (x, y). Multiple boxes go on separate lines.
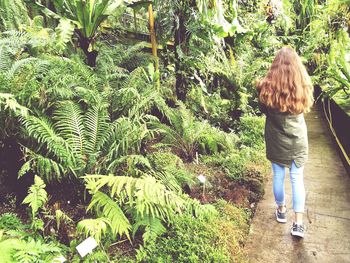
top-left (76, 236), bottom-right (98, 258)
top-left (198, 174), bottom-right (206, 184)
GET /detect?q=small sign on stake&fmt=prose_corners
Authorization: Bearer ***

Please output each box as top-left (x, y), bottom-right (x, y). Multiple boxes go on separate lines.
top-left (76, 237), bottom-right (98, 258)
top-left (198, 174), bottom-right (206, 184)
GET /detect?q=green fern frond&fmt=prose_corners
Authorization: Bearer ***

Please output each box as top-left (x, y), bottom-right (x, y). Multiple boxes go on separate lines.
top-left (132, 215), bottom-right (166, 244)
top-left (107, 154), bottom-right (151, 175)
top-left (77, 218), bottom-right (110, 242)
top-left (0, 47), bottom-right (12, 72)
top-left (21, 115), bottom-right (73, 165)
top-left (0, 213), bottom-right (25, 231)
top-left (18, 160), bottom-right (31, 179)
top-left (22, 175), bottom-right (48, 219)
top-left (55, 18), bottom-right (75, 52)
top-left (28, 151), bottom-right (68, 182)
top-left (84, 174), bottom-right (185, 222)
top-left (0, 93), bottom-right (28, 117)
top-left (0, 0), bottom-right (29, 30)
top-left (0, 30), bottom-right (28, 52)
top-left (7, 58), bottom-right (38, 77)
top-left (0, 238), bottom-right (22, 263)
top-left (84, 99), bottom-right (110, 154)
top-left (54, 101), bottom-right (85, 157)
top-left (87, 191), bottom-right (131, 239)
top-left (102, 115), bottom-right (153, 161)
top-left (55, 209), bottom-right (73, 231)
top-left (185, 198), bottom-right (218, 220)
top-left (13, 238), bottom-right (61, 263)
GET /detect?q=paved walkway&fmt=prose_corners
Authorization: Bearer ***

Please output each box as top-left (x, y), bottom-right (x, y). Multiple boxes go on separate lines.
top-left (245, 107), bottom-right (350, 263)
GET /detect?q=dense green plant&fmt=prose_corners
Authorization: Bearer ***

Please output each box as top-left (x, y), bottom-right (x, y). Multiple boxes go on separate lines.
top-left (110, 64), bottom-right (167, 118)
top-left (0, 0), bottom-right (29, 30)
top-left (0, 213), bottom-right (26, 231)
top-left (0, 213), bottom-right (65, 263)
top-left (79, 173), bottom-right (217, 245)
top-left (0, 0), bottom-right (331, 261)
top-left (147, 151), bottom-right (194, 192)
top-left (19, 98), bottom-right (154, 181)
top-left (154, 0), bottom-right (243, 100)
top-left (97, 42), bottom-right (154, 73)
top-left (80, 174), bottom-right (185, 240)
top-left (152, 105), bottom-right (237, 161)
top-left (35, 0), bottom-right (129, 66)
top-left (238, 115), bottom-right (265, 150)
top-left (135, 212), bottom-right (231, 262)
top-left (202, 150), bottom-right (250, 179)
top-left (321, 31), bottom-right (350, 98)
top-left (185, 45), bottom-right (255, 127)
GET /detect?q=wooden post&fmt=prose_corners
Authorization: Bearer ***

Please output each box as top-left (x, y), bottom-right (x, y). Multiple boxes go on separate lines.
top-left (148, 3), bottom-right (159, 72)
top-left (133, 9), bottom-right (137, 32)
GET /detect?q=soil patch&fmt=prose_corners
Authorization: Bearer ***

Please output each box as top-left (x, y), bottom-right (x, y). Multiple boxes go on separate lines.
top-left (185, 163), bottom-right (264, 209)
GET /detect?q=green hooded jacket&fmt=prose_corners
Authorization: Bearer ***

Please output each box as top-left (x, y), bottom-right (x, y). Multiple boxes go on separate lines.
top-left (261, 105), bottom-right (308, 168)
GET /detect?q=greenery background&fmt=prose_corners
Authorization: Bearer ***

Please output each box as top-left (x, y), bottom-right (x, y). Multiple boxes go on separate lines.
top-left (0, 0), bottom-right (349, 262)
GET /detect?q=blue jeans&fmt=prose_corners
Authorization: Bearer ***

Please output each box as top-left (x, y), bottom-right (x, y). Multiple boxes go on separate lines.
top-left (272, 162), bottom-right (305, 213)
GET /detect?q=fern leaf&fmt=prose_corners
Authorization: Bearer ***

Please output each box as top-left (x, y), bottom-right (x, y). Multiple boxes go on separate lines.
top-left (84, 100), bottom-right (110, 154)
top-left (18, 160), bottom-right (31, 178)
top-left (54, 101), bottom-right (85, 157)
top-left (0, 238), bottom-right (22, 262)
top-left (84, 174), bottom-right (185, 222)
top-left (21, 115), bottom-right (73, 166)
top-left (7, 58), bottom-right (37, 77)
top-left (55, 18), bottom-right (75, 52)
top-left (0, 93), bottom-right (28, 117)
top-left (87, 191), bottom-right (131, 239)
top-left (55, 209), bottom-right (73, 230)
top-left (132, 215), bottom-right (166, 244)
top-left (22, 175), bottom-right (48, 218)
top-left (77, 218), bottom-right (109, 242)
top-left (0, 0), bottom-right (29, 30)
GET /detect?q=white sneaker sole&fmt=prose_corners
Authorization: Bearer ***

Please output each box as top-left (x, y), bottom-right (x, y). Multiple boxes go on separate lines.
top-left (275, 210), bottom-right (287, 223)
top-left (291, 229), bottom-right (304, 238)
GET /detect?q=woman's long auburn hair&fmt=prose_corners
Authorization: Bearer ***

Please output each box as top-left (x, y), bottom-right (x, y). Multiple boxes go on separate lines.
top-left (257, 47), bottom-right (314, 114)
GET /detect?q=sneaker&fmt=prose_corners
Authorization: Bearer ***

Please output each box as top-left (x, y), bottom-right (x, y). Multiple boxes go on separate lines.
top-left (290, 222), bottom-right (304, 238)
top-left (275, 208), bottom-right (287, 223)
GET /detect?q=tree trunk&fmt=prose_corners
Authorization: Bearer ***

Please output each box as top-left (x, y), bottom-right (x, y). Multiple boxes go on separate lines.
top-left (77, 32), bottom-right (98, 67)
top-left (174, 12), bottom-right (189, 101)
top-left (148, 4), bottom-right (159, 72)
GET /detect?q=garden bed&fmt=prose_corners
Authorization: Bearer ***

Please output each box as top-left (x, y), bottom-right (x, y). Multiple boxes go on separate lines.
top-left (0, 155), bottom-right (268, 262)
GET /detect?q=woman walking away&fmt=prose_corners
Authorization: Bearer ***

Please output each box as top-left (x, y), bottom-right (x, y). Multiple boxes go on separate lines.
top-left (257, 47), bottom-right (314, 238)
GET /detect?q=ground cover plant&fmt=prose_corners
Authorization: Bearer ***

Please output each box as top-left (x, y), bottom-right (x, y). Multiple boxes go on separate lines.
top-left (0, 0), bottom-right (349, 262)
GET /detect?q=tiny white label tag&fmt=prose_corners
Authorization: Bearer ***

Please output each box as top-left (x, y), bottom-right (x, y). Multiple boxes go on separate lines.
top-left (76, 237), bottom-right (98, 258)
top-left (198, 174), bottom-right (206, 183)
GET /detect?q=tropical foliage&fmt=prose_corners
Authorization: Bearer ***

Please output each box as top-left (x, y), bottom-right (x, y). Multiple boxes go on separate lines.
top-left (0, 0), bottom-right (348, 261)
